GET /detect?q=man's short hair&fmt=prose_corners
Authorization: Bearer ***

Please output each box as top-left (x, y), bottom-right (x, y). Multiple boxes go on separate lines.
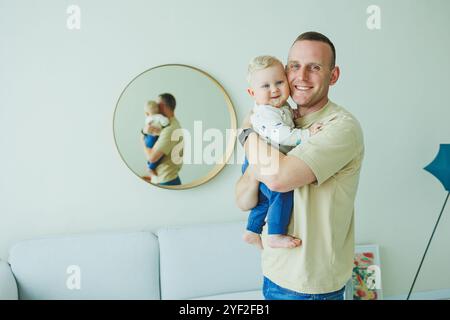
top-left (293, 31), bottom-right (336, 69)
top-left (247, 55), bottom-right (283, 84)
top-left (159, 93), bottom-right (176, 111)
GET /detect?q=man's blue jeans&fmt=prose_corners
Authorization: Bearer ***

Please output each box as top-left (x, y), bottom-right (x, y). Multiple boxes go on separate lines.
top-left (158, 176), bottom-right (182, 186)
top-left (263, 277), bottom-right (345, 300)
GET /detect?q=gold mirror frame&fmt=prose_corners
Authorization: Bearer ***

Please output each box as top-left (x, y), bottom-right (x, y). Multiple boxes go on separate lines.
top-left (113, 64), bottom-right (237, 190)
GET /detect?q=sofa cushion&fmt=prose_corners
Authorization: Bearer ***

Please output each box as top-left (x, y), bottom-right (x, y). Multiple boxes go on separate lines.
top-left (8, 232), bottom-right (160, 300)
top-left (157, 221), bottom-right (262, 300)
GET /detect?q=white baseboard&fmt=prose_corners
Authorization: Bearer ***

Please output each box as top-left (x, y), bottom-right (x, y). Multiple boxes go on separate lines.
top-left (386, 289), bottom-right (450, 300)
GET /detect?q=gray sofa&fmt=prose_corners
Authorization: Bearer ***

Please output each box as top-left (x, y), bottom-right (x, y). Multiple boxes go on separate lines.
top-left (0, 221), bottom-right (353, 300)
top-left (0, 221), bottom-right (263, 300)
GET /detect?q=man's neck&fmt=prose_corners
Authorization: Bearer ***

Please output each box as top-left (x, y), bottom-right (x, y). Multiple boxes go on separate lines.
top-left (165, 111), bottom-right (175, 118)
top-left (298, 97), bottom-right (329, 117)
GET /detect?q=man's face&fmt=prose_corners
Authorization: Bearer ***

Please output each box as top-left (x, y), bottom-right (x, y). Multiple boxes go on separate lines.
top-left (286, 40), bottom-right (338, 111)
top-left (157, 97), bottom-right (167, 116)
top-left (248, 63), bottom-right (290, 108)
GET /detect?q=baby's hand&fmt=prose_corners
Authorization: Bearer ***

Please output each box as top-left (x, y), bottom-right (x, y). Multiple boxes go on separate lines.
top-left (147, 125), bottom-right (162, 135)
top-left (309, 122), bottom-right (323, 135)
top-left (143, 124), bottom-right (152, 135)
top-left (292, 108), bottom-right (301, 120)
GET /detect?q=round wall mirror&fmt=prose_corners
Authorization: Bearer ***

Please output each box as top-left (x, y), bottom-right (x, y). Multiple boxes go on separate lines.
top-left (113, 64), bottom-right (237, 190)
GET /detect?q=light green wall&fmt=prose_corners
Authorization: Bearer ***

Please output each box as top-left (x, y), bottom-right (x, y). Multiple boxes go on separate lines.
top-left (1, 0), bottom-right (450, 298)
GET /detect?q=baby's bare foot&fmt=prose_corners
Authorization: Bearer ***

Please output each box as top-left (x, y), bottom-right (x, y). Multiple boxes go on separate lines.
top-left (243, 231), bottom-right (263, 250)
top-left (267, 235), bottom-right (302, 249)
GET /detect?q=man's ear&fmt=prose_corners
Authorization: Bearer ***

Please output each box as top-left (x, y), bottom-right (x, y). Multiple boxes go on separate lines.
top-left (159, 104), bottom-right (167, 116)
top-left (247, 88), bottom-right (255, 97)
top-left (329, 66), bottom-right (340, 86)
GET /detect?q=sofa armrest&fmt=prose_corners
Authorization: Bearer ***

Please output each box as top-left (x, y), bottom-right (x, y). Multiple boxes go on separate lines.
top-left (0, 260), bottom-right (18, 300)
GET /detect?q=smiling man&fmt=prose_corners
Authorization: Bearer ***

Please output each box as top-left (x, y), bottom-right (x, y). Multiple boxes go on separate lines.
top-left (235, 32), bottom-right (365, 300)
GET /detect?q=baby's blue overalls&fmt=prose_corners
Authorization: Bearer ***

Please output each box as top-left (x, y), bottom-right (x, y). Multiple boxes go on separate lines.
top-left (143, 134), bottom-right (163, 170)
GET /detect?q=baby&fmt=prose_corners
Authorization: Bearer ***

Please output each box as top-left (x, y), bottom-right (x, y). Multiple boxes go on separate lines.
top-left (142, 100), bottom-right (170, 176)
top-left (242, 55), bottom-right (322, 249)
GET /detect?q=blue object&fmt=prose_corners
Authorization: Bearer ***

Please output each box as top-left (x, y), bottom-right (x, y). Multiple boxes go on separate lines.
top-left (159, 176), bottom-right (182, 186)
top-left (147, 161), bottom-right (160, 170)
top-left (262, 277), bottom-right (345, 300)
top-left (407, 144), bottom-right (450, 300)
top-left (144, 134), bottom-right (159, 148)
top-left (143, 133), bottom-right (163, 170)
top-left (424, 144), bottom-right (450, 191)
top-left (241, 157), bottom-right (293, 235)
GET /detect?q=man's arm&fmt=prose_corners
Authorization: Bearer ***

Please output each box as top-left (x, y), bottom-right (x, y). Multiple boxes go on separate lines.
top-left (144, 147), bottom-right (164, 163)
top-left (235, 167), bottom-right (260, 211)
top-left (235, 112), bottom-right (260, 211)
top-left (244, 133), bottom-right (317, 193)
top-left (141, 134), bottom-right (164, 163)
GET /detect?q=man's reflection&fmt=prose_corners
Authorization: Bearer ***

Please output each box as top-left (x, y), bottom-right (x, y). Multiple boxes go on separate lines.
top-left (141, 93), bottom-right (183, 186)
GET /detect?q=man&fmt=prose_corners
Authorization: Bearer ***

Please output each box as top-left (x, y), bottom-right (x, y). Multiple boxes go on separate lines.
top-left (142, 93), bottom-right (183, 186)
top-left (235, 32), bottom-right (364, 300)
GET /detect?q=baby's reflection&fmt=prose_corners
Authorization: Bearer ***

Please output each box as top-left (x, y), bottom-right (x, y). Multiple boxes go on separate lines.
top-left (142, 100), bottom-right (169, 176)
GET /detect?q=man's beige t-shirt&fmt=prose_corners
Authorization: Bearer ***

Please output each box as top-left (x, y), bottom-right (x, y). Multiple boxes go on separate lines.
top-left (151, 117), bottom-right (183, 184)
top-left (261, 100), bottom-right (364, 294)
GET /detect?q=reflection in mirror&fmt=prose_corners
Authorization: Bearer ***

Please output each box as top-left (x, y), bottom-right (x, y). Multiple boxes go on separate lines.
top-left (114, 64), bottom-right (237, 189)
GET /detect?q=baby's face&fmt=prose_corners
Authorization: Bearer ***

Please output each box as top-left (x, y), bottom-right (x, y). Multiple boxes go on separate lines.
top-left (249, 63), bottom-right (290, 108)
